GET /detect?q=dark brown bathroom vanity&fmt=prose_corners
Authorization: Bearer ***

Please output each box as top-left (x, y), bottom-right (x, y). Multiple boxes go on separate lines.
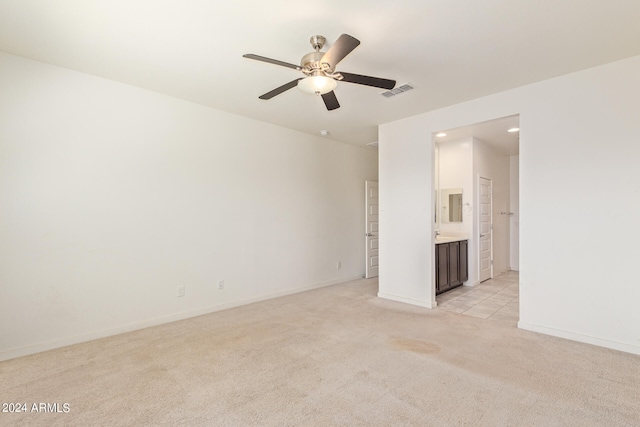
top-left (435, 239), bottom-right (468, 295)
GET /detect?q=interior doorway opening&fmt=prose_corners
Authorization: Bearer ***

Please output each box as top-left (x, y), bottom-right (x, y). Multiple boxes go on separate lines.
top-left (433, 114), bottom-right (520, 322)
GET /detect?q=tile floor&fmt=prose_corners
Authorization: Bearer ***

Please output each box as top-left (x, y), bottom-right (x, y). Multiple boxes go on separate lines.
top-left (437, 270), bottom-right (519, 323)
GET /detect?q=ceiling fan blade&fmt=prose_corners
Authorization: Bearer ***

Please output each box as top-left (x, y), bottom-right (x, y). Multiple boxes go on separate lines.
top-left (321, 34), bottom-right (360, 68)
top-left (339, 72), bottom-right (396, 90)
top-left (243, 54), bottom-right (301, 70)
top-left (258, 79), bottom-right (303, 100)
top-left (321, 91), bottom-right (340, 111)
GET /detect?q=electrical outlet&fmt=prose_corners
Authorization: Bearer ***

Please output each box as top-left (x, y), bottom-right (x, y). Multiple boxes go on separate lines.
top-left (218, 280), bottom-right (224, 290)
top-left (337, 261), bottom-right (341, 270)
top-left (177, 286), bottom-right (185, 297)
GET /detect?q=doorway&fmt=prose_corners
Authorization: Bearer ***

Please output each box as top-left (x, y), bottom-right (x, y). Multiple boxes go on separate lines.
top-left (433, 114), bottom-right (519, 320)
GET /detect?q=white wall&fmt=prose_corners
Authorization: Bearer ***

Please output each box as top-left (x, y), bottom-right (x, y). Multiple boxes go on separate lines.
top-left (378, 115), bottom-right (435, 308)
top-left (473, 138), bottom-right (511, 277)
top-left (438, 138), bottom-right (473, 235)
top-left (434, 143), bottom-right (439, 225)
top-left (0, 52), bottom-right (378, 361)
top-left (379, 54), bottom-right (640, 355)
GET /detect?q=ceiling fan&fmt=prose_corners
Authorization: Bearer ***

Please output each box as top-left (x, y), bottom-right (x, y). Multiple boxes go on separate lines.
top-left (243, 34), bottom-right (396, 111)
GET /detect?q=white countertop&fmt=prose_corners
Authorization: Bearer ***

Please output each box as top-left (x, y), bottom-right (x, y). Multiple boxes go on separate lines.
top-left (434, 235), bottom-right (469, 244)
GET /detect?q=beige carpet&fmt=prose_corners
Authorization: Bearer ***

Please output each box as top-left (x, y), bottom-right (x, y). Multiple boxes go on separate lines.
top-left (1, 278), bottom-right (638, 426)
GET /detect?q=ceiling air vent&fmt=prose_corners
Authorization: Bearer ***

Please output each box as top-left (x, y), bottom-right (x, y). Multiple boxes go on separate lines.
top-left (381, 83), bottom-right (414, 98)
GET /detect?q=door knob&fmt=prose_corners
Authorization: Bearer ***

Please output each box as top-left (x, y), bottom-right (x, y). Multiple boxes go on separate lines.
top-left (366, 233), bottom-right (375, 237)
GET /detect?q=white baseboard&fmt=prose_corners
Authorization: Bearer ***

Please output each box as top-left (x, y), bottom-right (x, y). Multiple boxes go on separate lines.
top-left (0, 275), bottom-right (362, 362)
top-left (517, 321), bottom-right (640, 356)
top-left (377, 292), bottom-right (436, 309)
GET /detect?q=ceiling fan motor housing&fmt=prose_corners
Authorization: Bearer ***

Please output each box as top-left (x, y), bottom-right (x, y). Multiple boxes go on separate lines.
top-left (309, 35), bottom-right (326, 51)
top-left (300, 51), bottom-right (332, 75)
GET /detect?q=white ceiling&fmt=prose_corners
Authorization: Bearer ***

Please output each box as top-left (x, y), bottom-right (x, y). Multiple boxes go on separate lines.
top-left (1, 1), bottom-right (639, 146)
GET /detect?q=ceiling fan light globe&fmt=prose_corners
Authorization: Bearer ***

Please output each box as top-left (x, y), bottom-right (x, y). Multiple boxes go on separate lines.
top-left (298, 76), bottom-right (337, 95)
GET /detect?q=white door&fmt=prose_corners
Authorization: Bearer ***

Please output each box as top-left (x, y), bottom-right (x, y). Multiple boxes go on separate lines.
top-left (365, 181), bottom-right (379, 278)
top-left (479, 177), bottom-right (493, 282)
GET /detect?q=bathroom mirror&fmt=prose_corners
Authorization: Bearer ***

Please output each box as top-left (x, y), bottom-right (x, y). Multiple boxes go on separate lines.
top-left (441, 188), bottom-right (463, 223)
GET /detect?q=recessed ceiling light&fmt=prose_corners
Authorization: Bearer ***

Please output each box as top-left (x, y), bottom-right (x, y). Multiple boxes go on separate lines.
top-left (436, 132), bottom-right (447, 137)
top-left (320, 130), bottom-right (329, 136)
top-left (507, 127), bottom-right (520, 133)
